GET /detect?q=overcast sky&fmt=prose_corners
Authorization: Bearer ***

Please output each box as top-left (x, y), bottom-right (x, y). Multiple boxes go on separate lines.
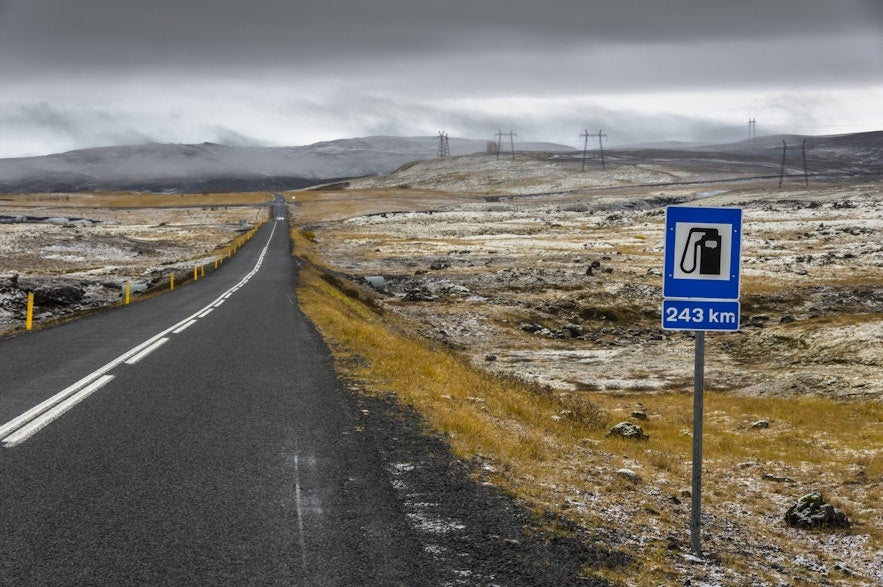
top-left (0, 0), bottom-right (881, 157)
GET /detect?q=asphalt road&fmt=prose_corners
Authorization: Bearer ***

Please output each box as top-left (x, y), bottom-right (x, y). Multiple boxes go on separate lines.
top-left (0, 208), bottom-right (439, 584)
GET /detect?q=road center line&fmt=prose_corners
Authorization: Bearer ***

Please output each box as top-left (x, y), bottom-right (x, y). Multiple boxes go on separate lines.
top-left (0, 221), bottom-right (278, 446)
top-left (2, 375), bottom-right (116, 448)
top-left (172, 320), bottom-right (197, 334)
top-left (124, 338), bottom-right (170, 365)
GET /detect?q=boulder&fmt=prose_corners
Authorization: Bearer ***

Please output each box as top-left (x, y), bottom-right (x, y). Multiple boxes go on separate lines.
top-left (562, 324), bottom-right (583, 337)
top-left (631, 410), bottom-right (648, 421)
top-left (33, 285), bottom-right (85, 307)
top-left (606, 422), bottom-right (649, 441)
top-left (750, 420), bottom-right (769, 430)
top-left (785, 492), bottom-right (850, 530)
top-left (615, 469), bottom-right (642, 484)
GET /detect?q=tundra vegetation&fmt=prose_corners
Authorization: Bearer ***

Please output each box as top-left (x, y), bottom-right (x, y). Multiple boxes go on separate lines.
top-left (291, 152), bottom-right (882, 585)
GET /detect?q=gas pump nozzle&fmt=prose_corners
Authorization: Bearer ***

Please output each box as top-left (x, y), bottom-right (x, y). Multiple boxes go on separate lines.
top-left (680, 228), bottom-right (722, 275)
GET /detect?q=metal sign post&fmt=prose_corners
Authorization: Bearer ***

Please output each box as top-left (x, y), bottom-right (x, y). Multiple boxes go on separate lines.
top-left (690, 331), bottom-right (705, 555)
top-left (662, 206), bottom-right (742, 557)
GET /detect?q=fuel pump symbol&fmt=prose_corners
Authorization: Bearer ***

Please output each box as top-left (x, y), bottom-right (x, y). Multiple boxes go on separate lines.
top-left (679, 228), bottom-right (722, 276)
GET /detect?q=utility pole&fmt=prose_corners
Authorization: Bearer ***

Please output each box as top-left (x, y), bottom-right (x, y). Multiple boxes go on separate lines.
top-left (436, 131), bottom-right (450, 158)
top-left (775, 139), bottom-right (814, 187)
top-left (580, 129), bottom-right (590, 172)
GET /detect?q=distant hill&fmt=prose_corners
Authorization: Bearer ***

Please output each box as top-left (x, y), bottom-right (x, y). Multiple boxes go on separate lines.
top-left (0, 136), bottom-right (573, 193)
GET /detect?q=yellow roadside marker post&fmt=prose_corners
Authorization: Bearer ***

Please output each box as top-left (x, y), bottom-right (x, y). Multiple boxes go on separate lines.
top-left (125, 282), bottom-right (131, 304)
top-left (170, 273), bottom-right (175, 291)
top-left (26, 292), bottom-right (34, 330)
top-left (193, 266), bottom-right (198, 281)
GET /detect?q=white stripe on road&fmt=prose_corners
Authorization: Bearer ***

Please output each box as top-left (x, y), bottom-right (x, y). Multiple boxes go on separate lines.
top-left (0, 221), bottom-right (279, 447)
top-left (124, 338), bottom-right (170, 365)
top-left (2, 375), bottom-right (116, 448)
top-left (172, 320), bottom-right (197, 334)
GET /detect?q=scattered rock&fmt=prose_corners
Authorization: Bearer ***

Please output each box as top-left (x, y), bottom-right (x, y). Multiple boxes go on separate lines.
top-left (615, 468), bottom-right (642, 483)
top-left (785, 492), bottom-right (850, 530)
top-left (749, 420), bottom-right (769, 430)
top-left (429, 261), bottom-right (449, 270)
top-left (485, 354), bottom-right (497, 362)
top-left (404, 287), bottom-right (437, 302)
top-left (519, 322), bottom-right (543, 333)
top-left (606, 422), bottom-right (649, 441)
top-left (631, 410), bottom-right (648, 421)
top-left (780, 314), bottom-right (796, 323)
top-left (762, 473), bottom-right (795, 483)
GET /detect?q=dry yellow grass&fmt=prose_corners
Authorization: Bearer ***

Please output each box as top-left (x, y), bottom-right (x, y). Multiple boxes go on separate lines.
top-left (294, 226), bottom-right (883, 583)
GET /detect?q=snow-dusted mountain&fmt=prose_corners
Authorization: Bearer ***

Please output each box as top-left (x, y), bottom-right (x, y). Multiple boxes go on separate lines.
top-left (0, 136), bottom-right (573, 193)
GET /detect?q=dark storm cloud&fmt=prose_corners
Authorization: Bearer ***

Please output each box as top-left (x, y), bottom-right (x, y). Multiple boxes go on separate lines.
top-left (1, 0), bottom-right (880, 156)
top-left (1, 0), bottom-right (880, 72)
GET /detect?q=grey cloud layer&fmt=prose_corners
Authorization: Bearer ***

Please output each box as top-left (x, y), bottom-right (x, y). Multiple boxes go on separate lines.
top-left (2, 0), bottom-right (880, 70)
top-left (0, 0), bottom-right (880, 156)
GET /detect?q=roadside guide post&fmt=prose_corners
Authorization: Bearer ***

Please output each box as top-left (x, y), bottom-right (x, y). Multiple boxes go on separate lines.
top-left (662, 206), bottom-right (742, 556)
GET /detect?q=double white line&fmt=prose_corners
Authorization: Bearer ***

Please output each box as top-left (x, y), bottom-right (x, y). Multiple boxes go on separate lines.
top-left (0, 221), bottom-right (278, 448)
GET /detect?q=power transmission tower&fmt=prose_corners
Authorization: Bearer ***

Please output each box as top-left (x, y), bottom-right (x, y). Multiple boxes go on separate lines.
top-left (436, 131), bottom-right (450, 158)
top-left (748, 118), bottom-right (756, 140)
top-left (596, 129), bottom-right (608, 170)
top-left (775, 139), bottom-right (815, 187)
top-left (494, 129), bottom-right (517, 160)
top-left (580, 129), bottom-right (608, 170)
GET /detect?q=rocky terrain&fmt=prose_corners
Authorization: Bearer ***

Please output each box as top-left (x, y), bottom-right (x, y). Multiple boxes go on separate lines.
top-left (293, 140), bottom-right (882, 584)
top-left (1, 132), bottom-right (880, 583)
top-left (0, 193), bottom-right (268, 333)
top-left (299, 153), bottom-right (883, 402)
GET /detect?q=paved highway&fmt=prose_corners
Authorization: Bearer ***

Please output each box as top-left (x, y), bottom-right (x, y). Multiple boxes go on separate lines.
top-left (0, 204), bottom-right (439, 583)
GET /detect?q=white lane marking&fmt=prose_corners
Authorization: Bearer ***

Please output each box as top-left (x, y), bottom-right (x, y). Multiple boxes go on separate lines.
top-left (293, 455), bottom-right (308, 568)
top-left (172, 320), bottom-right (197, 334)
top-left (0, 222), bottom-right (279, 446)
top-left (124, 338), bottom-right (169, 365)
top-left (214, 300), bottom-right (225, 307)
top-left (2, 375), bottom-right (115, 447)
top-left (198, 308), bottom-right (214, 318)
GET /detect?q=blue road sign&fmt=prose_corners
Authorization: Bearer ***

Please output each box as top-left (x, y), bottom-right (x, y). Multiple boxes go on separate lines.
top-left (662, 299), bottom-right (741, 331)
top-left (663, 206), bottom-right (742, 300)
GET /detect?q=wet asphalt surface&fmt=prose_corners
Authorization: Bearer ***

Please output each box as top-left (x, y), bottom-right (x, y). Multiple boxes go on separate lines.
top-left (0, 203), bottom-right (612, 585)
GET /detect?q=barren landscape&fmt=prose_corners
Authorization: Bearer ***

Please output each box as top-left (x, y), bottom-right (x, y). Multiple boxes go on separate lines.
top-left (298, 153), bottom-right (882, 402)
top-left (0, 192), bottom-right (268, 333)
top-left (1, 139), bottom-right (881, 585)
top-left (293, 147), bottom-right (882, 585)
